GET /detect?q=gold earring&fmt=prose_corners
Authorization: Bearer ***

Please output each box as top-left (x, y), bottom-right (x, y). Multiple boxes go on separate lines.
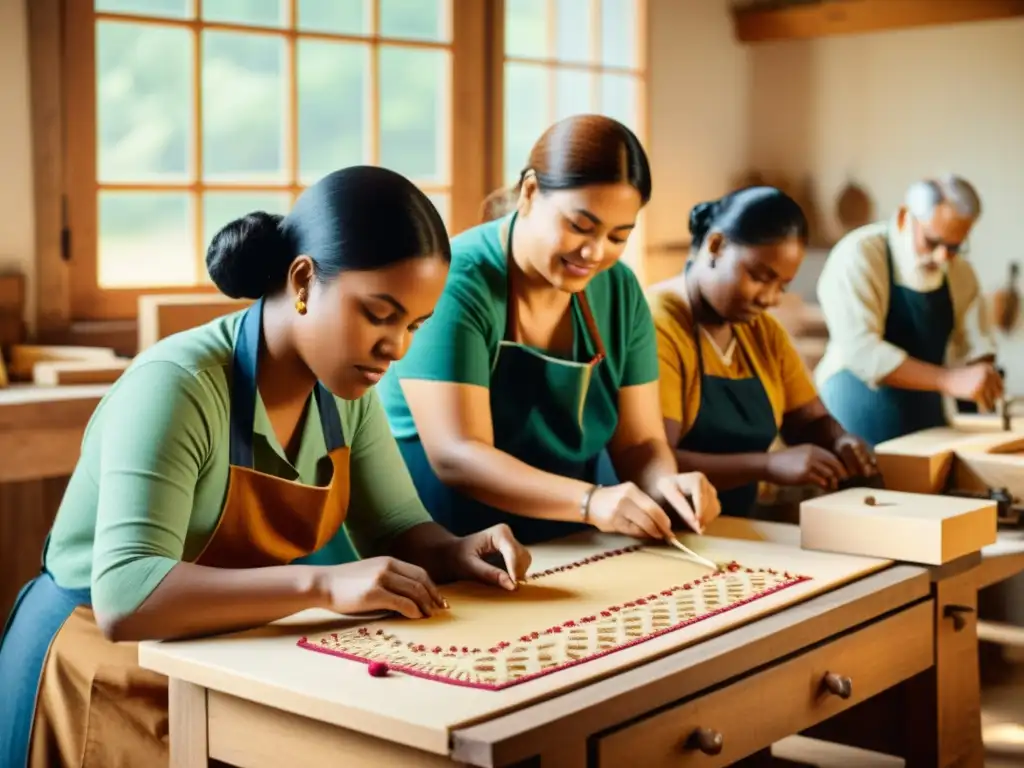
top-left (295, 290), bottom-right (307, 315)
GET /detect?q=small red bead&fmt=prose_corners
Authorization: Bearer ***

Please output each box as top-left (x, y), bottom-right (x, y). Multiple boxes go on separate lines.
top-left (367, 661), bottom-right (389, 677)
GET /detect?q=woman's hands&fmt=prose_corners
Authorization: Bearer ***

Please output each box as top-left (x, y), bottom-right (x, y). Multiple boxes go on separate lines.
top-left (586, 473), bottom-right (720, 538)
top-left (443, 523), bottom-right (532, 591)
top-left (656, 471), bottom-right (721, 533)
top-left (315, 557), bottom-right (447, 619)
top-left (832, 433), bottom-right (877, 479)
top-left (765, 435), bottom-right (877, 490)
top-left (765, 444), bottom-right (848, 490)
top-left (587, 482), bottom-right (675, 539)
top-left (315, 525), bottom-right (532, 619)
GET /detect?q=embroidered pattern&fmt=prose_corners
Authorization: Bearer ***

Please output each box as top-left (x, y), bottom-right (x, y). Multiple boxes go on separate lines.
top-left (298, 546), bottom-right (810, 690)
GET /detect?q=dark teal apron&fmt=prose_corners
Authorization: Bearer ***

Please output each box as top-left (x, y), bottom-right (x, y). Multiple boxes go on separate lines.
top-left (0, 298), bottom-right (347, 768)
top-left (398, 212), bottom-right (619, 545)
top-left (676, 310), bottom-right (778, 518)
top-left (820, 236), bottom-right (955, 447)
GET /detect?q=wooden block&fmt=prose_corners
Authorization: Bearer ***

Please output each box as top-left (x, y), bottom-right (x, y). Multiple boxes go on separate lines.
top-left (0, 354), bottom-right (7, 388)
top-left (952, 434), bottom-right (1024, 504)
top-left (7, 345), bottom-right (118, 381)
top-left (32, 358), bottom-right (131, 386)
top-left (137, 293), bottom-right (250, 352)
top-left (800, 488), bottom-right (997, 565)
top-left (873, 427), bottom-right (980, 494)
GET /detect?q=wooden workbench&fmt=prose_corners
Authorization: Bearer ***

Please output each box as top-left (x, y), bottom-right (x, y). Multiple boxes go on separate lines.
top-left (141, 527), bottom-right (944, 768)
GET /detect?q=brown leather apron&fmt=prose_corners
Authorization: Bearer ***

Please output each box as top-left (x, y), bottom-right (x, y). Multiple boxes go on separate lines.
top-left (26, 298), bottom-right (352, 766)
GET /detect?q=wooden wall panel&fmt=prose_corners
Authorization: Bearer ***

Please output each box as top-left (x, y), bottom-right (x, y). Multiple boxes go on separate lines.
top-left (0, 476), bottom-right (67, 620)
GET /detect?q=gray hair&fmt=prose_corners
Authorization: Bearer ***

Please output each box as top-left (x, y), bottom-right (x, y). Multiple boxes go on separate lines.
top-left (905, 175), bottom-right (982, 220)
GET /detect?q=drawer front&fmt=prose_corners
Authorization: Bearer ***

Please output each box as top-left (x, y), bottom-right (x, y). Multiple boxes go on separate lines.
top-left (596, 600), bottom-right (933, 768)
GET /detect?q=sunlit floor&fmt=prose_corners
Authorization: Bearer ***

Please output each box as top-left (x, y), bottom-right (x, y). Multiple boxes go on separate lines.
top-left (983, 659), bottom-right (1024, 767)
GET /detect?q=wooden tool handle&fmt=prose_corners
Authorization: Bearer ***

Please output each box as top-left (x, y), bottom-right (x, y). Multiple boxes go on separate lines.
top-left (822, 671), bottom-right (853, 699)
top-left (685, 727), bottom-right (724, 755)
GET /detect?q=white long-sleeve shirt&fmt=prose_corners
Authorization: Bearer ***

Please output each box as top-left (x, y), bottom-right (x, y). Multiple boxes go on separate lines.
top-left (814, 217), bottom-right (996, 391)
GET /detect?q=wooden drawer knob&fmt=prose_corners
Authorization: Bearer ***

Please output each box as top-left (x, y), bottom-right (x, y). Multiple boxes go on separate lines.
top-left (943, 604), bottom-right (975, 632)
top-left (685, 727), bottom-right (723, 755)
top-left (823, 671), bottom-right (853, 699)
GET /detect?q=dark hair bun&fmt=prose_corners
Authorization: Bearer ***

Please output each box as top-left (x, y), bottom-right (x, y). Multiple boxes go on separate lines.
top-left (205, 211), bottom-right (290, 299)
top-left (688, 200), bottom-right (719, 244)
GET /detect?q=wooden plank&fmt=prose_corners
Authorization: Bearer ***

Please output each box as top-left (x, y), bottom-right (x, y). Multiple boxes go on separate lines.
top-left (733, 0), bottom-right (1024, 44)
top-left (32, 358), bottom-right (131, 385)
top-left (137, 293), bottom-right (249, 351)
top-left (6, 345), bottom-right (118, 381)
top-left (139, 534), bottom-right (896, 758)
top-left (450, 565), bottom-right (929, 767)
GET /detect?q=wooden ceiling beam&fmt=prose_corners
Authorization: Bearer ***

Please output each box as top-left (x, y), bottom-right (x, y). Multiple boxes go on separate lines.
top-left (733, 0), bottom-right (1024, 44)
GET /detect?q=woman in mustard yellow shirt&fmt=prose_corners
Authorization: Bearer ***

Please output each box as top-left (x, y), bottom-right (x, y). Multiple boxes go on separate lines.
top-left (647, 186), bottom-right (878, 517)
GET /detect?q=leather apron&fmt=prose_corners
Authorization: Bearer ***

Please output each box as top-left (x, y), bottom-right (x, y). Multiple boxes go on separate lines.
top-left (398, 211), bottom-right (619, 545)
top-left (0, 297), bottom-right (352, 767)
top-left (675, 285), bottom-right (778, 518)
top-left (819, 236), bottom-right (955, 447)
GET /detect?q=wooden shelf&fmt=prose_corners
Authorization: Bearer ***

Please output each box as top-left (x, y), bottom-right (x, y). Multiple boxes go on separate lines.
top-left (733, 0), bottom-right (1024, 43)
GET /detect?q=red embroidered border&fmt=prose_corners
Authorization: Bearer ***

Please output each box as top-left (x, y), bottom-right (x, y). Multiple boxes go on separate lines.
top-left (297, 546), bottom-right (811, 691)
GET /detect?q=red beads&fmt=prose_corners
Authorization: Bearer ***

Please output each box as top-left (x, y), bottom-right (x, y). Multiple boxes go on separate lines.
top-left (367, 661), bottom-right (389, 677)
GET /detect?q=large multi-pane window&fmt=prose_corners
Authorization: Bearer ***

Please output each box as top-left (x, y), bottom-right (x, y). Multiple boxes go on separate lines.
top-left (57, 0), bottom-right (646, 322)
top-left (65, 0), bottom-right (455, 319)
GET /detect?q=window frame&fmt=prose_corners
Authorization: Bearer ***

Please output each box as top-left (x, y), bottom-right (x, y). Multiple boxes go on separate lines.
top-left (487, 0), bottom-right (650, 278)
top-left (44, 0), bottom-right (489, 326)
top-left (29, 0), bottom-right (645, 338)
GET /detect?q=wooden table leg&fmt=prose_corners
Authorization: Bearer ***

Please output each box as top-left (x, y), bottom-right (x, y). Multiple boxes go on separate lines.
top-left (933, 571), bottom-right (984, 767)
top-left (169, 679), bottom-right (209, 768)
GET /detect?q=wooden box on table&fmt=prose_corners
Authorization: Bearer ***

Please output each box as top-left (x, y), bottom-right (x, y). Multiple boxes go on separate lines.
top-left (799, 487), bottom-right (998, 565)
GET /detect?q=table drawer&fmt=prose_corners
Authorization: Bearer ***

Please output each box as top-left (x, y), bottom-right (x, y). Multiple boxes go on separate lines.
top-left (596, 600), bottom-right (933, 767)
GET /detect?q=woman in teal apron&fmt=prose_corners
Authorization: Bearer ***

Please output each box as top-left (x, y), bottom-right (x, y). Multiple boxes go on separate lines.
top-left (649, 187), bottom-right (878, 518)
top-left (819, 237), bottom-right (955, 447)
top-left (377, 115), bottom-right (720, 546)
top-left (0, 167), bottom-right (530, 768)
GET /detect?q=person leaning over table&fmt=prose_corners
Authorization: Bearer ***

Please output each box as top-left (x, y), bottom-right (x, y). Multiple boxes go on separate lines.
top-left (376, 114), bottom-right (721, 548)
top-left (816, 174), bottom-right (1002, 447)
top-left (0, 166), bottom-right (533, 768)
top-left (647, 187), bottom-right (878, 518)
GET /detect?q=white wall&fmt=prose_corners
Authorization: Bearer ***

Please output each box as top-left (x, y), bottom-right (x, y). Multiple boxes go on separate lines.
top-left (0, 0), bottom-right (35, 330)
top-left (645, 0), bottom-right (750, 255)
top-left (746, 18), bottom-right (1024, 392)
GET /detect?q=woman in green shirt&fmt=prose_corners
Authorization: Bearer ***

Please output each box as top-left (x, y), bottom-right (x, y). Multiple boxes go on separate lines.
top-left (379, 115), bottom-right (721, 546)
top-left (0, 166), bottom-right (529, 768)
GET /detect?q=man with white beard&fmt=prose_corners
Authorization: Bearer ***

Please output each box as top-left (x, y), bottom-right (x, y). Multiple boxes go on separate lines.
top-left (814, 174), bottom-right (1002, 446)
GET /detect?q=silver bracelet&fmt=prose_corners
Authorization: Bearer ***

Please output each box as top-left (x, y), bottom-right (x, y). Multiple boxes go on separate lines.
top-left (580, 484), bottom-right (602, 522)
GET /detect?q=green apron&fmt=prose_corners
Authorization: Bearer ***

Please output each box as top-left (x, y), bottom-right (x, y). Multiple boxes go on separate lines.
top-left (398, 211), bottom-right (619, 544)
